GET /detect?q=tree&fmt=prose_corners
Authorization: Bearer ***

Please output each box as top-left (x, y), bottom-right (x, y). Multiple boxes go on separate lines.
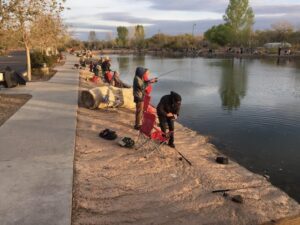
top-left (223, 0), bottom-right (254, 46)
top-left (88, 30), bottom-right (97, 49)
top-left (5, 0), bottom-right (65, 81)
top-left (134, 25), bottom-right (145, 49)
top-left (30, 14), bottom-right (67, 54)
top-left (116, 26), bottom-right (128, 47)
top-left (271, 21), bottom-right (294, 42)
top-left (204, 24), bottom-right (233, 46)
top-left (0, 0), bottom-right (13, 51)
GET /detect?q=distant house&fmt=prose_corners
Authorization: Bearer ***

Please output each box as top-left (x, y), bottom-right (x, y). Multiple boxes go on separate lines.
top-left (263, 42), bottom-right (292, 48)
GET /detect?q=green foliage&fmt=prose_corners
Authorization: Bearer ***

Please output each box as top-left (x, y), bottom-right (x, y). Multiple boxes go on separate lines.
top-left (30, 51), bottom-right (58, 68)
top-left (116, 26), bottom-right (128, 47)
top-left (134, 25), bottom-right (145, 49)
top-left (147, 33), bottom-right (201, 51)
top-left (204, 24), bottom-right (233, 46)
top-left (223, 0), bottom-right (254, 45)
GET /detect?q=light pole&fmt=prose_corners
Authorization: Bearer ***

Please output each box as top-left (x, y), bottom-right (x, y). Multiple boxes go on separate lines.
top-left (192, 23), bottom-right (196, 36)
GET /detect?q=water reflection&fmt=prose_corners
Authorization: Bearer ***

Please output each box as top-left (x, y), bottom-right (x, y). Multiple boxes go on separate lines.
top-left (133, 54), bottom-right (145, 67)
top-left (219, 59), bottom-right (248, 110)
top-left (117, 57), bottom-right (129, 72)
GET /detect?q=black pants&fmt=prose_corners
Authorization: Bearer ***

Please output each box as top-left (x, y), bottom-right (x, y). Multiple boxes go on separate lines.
top-left (158, 115), bottom-right (174, 144)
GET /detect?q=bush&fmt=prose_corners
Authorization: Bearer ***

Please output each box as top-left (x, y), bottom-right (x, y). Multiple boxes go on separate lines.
top-left (30, 51), bottom-right (59, 68)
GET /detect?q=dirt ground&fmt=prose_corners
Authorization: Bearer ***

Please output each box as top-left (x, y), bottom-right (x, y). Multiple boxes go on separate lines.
top-left (72, 71), bottom-right (300, 225)
top-left (0, 94), bottom-right (31, 127)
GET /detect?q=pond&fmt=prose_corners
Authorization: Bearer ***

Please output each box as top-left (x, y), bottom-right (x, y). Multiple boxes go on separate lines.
top-left (110, 54), bottom-right (300, 202)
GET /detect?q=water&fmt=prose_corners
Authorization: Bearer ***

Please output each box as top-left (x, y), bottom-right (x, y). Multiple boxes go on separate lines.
top-left (110, 55), bottom-right (300, 202)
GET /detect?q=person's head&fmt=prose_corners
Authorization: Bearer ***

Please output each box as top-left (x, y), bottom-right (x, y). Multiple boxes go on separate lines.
top-left (170, 91), bottom-right (182, 106)
top-left (143, 68), bottom-right (150, 81)
top-left (135, 67), bottom-right (145, 78)
top-left (104, 56), bottom-right (110, 61)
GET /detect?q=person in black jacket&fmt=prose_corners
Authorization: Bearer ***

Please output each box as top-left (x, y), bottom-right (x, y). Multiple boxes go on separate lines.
top-left (157, 91), bottom-right (182, 148)
top-left (101, 56), bottom-right (111, 75)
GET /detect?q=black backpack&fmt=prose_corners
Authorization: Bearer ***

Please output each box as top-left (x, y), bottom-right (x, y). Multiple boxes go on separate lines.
top-left (99, 129), bottom-right (117, 140)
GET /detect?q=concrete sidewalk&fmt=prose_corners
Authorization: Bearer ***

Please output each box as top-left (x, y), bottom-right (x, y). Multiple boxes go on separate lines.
top-left (0, 55), bottom-right (79, 225)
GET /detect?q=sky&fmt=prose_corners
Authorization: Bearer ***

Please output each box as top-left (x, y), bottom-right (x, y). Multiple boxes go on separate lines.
top-left (63, 0), bottom-right (300, 40)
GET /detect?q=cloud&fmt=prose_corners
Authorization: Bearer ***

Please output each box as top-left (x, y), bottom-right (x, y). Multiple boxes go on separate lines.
top-left (148, 0), bottom-right (227, 12)
top-left (253, 4), bottom-right (300, 14)
top-left (99, 12), bottom-right (154, 24)
top-left (63, 0), bottom-right (300, 40)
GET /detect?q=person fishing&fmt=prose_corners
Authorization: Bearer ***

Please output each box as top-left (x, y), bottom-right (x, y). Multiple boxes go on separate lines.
top-left (143, 68), bottom-right (153, 96)
top-left (157, 91), bottom-right (182, 148)
top-left (111, 71), bottom-right (131, 88)
top-left (101, 56), bottom-right (111, 76)
top-left (133, 67), bottom-right (158, 130)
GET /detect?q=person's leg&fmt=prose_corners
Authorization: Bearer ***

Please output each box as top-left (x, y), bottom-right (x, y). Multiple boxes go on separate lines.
top-left (167, 118), bottom-right (175, 147)
top-left (135, 101), bottom-right (144, 129)
top-left (158, 115), bottom-right (167, 134)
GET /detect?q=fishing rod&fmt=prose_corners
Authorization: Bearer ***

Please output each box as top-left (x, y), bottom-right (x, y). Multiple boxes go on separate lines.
top-left (156, 69), bottom-right (181, 79)
top-left (174, 146), bottom-right (192, 166)
top-left (212, 184), bottom-right (269, 193)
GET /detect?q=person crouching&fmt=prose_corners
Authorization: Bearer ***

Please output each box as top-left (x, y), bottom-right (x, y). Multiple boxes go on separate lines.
top-left (157, 91), bottom-right (182, 148)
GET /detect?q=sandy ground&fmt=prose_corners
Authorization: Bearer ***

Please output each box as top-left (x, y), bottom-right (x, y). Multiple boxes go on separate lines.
top-left (0, 94), bottom-right (31, 127)
top-left (72, 71), bottom-right (300, 225)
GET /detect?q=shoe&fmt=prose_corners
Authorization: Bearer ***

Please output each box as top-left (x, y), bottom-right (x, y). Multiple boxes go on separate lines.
top-left (99, 129), bottom-right (117, 140)
top-left (168, 142), bottom-right (175, 148)
top-left (134, 125), bottom-right (141, 130)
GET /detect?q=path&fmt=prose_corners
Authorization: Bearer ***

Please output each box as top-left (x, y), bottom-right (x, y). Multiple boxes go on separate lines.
top-left (0, 55), bottom-right (79, 225)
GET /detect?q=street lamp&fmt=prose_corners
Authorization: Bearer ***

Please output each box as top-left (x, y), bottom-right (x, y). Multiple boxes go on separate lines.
top-left (192, 23), bottom-right (196, 36)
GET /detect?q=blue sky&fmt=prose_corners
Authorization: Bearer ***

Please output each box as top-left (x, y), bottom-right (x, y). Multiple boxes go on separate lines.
top-left (63, 0), bottom-right (300, 40)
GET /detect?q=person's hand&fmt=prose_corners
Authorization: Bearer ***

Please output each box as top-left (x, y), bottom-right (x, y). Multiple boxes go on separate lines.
top-left (166, 113), bottom-right (173, 117)
top-left (173, 114), bottom-right (178, 120)
top-left (151, 77), bottom-right (158, 83)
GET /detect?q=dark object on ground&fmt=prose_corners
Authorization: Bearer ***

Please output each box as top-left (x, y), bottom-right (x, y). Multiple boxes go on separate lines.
top-left (74, 64), bottom-right (80, 69)
top-left (99, 128), bottom-right (117, 140)
top-left (168, 142), bottom-right (175, 148)
top-left (134, 125), bottom-right (141, 130)
top-left (216, 156), bottom-right (229, 164)
top-left (0, 67), bottom-right (27, 88)
top-left (231, 195), bottom-right (243, 204)
top-left (118, 137), bottom-right (135, 148)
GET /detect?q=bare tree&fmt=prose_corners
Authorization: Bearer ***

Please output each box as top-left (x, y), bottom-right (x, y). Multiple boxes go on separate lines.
top-left (88, 30), bottom-right (97, 49)
top-left (6, 0), bottom-right (65, 80)
top-left (30, 14), bottom-right (67, 54)
top-left (271, 21), bottom-right (294, 42)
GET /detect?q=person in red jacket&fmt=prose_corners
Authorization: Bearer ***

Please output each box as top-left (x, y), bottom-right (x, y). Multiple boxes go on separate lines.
top-left (143, 69), bottom-right (153, 96)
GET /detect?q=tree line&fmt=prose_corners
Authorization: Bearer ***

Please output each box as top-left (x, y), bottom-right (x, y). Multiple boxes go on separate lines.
top-left (77, 0), bottom-right (300, 52)
top-left (0, 0), bottom-right (68, 80)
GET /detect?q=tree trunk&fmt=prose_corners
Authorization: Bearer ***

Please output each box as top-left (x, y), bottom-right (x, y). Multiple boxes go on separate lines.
top-left (25, 45), bottom-right (31, 81)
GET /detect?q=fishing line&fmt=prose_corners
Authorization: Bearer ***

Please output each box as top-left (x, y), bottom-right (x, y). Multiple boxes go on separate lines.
top-left (156, 69), bottom-right (181, 78)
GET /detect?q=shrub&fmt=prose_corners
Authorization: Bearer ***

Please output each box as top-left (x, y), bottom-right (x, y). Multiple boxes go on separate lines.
top-left (30, 51), bottom-right (59, 68)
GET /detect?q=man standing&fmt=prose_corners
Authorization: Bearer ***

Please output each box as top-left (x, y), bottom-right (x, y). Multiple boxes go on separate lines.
top-left (157, 91), bottom-right (182, 148)
top-left (133, 67), bottom-right (157, 130)
top-left (101, 56), bottom-right (111, 76)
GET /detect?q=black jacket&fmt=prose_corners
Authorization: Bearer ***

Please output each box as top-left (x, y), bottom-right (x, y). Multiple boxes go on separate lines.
top-left (101, 60), bottom-right (111, 72)
top-left (157, 91), bottom-right (182, 117)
